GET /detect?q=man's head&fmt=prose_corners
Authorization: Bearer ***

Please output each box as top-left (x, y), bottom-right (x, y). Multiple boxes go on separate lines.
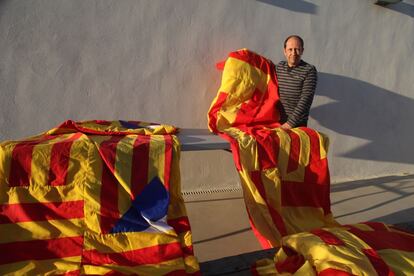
top-left (283, 35), bottom-right (304, 67)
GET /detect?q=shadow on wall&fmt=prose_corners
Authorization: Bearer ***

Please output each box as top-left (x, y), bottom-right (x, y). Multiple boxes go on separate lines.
top-left (381, 1), bottom-right (414, 18)
top-left (311, 72), bottom-right (414, 164)
top-left (256, 0), bottom-right (318, 14)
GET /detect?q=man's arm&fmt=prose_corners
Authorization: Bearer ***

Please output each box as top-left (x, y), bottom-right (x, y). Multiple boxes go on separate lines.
top-left (286, 66), bottom-right (317, 127)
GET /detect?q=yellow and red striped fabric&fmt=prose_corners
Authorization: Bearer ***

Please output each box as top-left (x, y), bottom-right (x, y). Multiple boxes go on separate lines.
top-left (0, 120), bottom-right (199, 275)
top-left (208, 49), bottom-right (338, 248)
top-left (252, 222), bottom-right (414, 275)
top-left (209, 49), bottom-right (414, 274)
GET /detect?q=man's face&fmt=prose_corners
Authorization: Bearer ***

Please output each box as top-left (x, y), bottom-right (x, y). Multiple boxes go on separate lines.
top-left (283, 38), bottom-right (303, 67)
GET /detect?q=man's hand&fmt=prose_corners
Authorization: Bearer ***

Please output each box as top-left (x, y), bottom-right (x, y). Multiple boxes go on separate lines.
top-left (281, 122), bottom-right (292, 130)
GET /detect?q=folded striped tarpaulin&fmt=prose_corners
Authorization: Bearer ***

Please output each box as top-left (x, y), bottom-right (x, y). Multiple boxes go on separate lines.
top-left (252, 222), bottom-right (414, 275)
top-left (0, 120), bottom-right (199, 275)
top-left (208, 49), bottom-right (338, 248)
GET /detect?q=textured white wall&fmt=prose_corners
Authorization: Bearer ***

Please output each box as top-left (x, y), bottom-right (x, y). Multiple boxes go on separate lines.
top-left (1, 0), bottom-right (413, 190)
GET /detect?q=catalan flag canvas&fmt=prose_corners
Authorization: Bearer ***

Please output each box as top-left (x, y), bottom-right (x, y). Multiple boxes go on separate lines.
top-left (252, 222), bottom-right (414, 275)
top-left (209, 49), bottom-right (414, 274)
top-left (208, 49), bottom-right (338, 248)
top-left (0, 120), bottom-right (199, 275)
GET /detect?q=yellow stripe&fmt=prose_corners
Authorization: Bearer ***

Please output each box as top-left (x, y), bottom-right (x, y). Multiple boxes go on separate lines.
top-left (30, 134), bottom-right (74, 187)
top-left (239, 170), bottom-right (282, 245)
top-left (378, 249), bottom-right (414, 274)
top-left (207, 90), bottom-right (229, 132)
top-left (179, 230), bottom-right (193, 249)
top-left (83, 231), bottom-right (181, 252)
top-left (2, 184), bottom-right (83, 204)
top-left (317, 131), bottom-right (329, 159)
top-left (3, 134), bottom-right (93, 204)
top-left (183, 255), bottom-right (200, 274)
top-left (148, 135), bottom-right (166, 185)
top-left (0, 218), bottom-right (83, 243)
top-left (349, 223), bottom-right (375, 232)
top-left (114, 135), bottom-right (137, 215)
top-left (0, 256), bottom-right (81, 276)
top-left (236, 131), bottom-right (260, 171)
top-left (0, 142), bottom-right (15, 191)
top-left (262, 168), bottom-right (282, 213)
top-left (253, 258), bottom-right (279, 275)
top-left (291, 128), bottom-right (311, 167)
top-left (65, 134), bottom-right (92, 187)
top-left (283, 228), bottom-right (378, 275)
top-left (218, 57), bottom-right (268, 127)
top-left (83, 136), bottom-right (109, 233)
top-left (275, 129), bottom-right (291, 179)
top-left (82, 258), bottom-right (186, 276)
top-left (281, 206), bottom-right (338, 234)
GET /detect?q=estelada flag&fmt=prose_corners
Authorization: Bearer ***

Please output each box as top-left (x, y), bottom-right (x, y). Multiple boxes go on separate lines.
top-left (0, 120), bottom-right (199, 275)
top-left (208, 49), bottom-right (338, 248)
top-left (252, 222), bottom-right (414, 275)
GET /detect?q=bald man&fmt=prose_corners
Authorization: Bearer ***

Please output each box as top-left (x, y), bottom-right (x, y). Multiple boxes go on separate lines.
top-left (276, 35), bottom-right (317, 129)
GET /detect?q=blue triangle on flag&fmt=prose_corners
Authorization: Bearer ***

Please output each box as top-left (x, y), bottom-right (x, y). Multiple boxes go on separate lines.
top-left (111, 176), bottom-right (169, 233)
top-left (119, 120), bottom-right (142, 129)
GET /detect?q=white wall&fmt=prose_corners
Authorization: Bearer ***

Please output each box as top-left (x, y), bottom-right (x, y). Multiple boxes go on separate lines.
top-left (1, 0), bottom-right (413, 190)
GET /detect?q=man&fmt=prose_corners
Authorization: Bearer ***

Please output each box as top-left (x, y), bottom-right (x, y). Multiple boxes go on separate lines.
top-left (276, 35), bottom-right (317, 129)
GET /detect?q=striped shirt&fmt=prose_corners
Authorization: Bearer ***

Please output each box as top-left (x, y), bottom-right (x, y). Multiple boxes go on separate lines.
top-left (276, 60), bottom-right (317, 127)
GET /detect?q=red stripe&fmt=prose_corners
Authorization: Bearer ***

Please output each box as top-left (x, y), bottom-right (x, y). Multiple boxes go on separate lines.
top-left (8, 136), bottom-right (55, 187)
top-left (319, 268), bottom-right (356, 276)
top-left (167, 216), bottom-right (191, 234)
top-left (228, 49), bottom-right (274, 75)
top-left (234, 88), bottom-right (280, 127)
top-left (275, 254), bottom-right (305, 274)
top-left (251, 170), bottom-right (287, 236)
top-left (48, 133), bottom-right (83, 186)
top-left (281, 179), bottom-right (330, 210)
top-left (130, 135), bottom-right (151, 198)
top-left (0, 200), bottom-right (84, 224)
top-left (251, 263), bottom-right (260, 276)
top-left (282, 124), bottom-right (330, 212)
top-left (234, 88), bottom-right (263, 126)
top-left (302, 128), bottom-right (330, 184)
top-left (253, 129), bottom-right (279, 169)
top-left (255, 76), bottom-right (280, 123)
top-left (99, 136), bottom-right (124, 233)
top-left (0, 236), bottom-right (83, 265)
top-left (361, 221), bottom-right (388, 231)
top-left (362, 248), bottom-right (395, 276)
top-left (82, 242), bottom-right (183, 266)
top-left (311, 229), bottom-right (345, 246)
top-left (207, 92), bottom-right (228, 133)
top-left (181, 245), bottom-right (194, 257)
top-left (347, 226), bottom-right (414, 251)
top-left (286, 130), bottom-right (300, 174)
top-left (163, 135), bottom-right (173, 191)
top-left (93, 120), bottom-right (112, 125)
